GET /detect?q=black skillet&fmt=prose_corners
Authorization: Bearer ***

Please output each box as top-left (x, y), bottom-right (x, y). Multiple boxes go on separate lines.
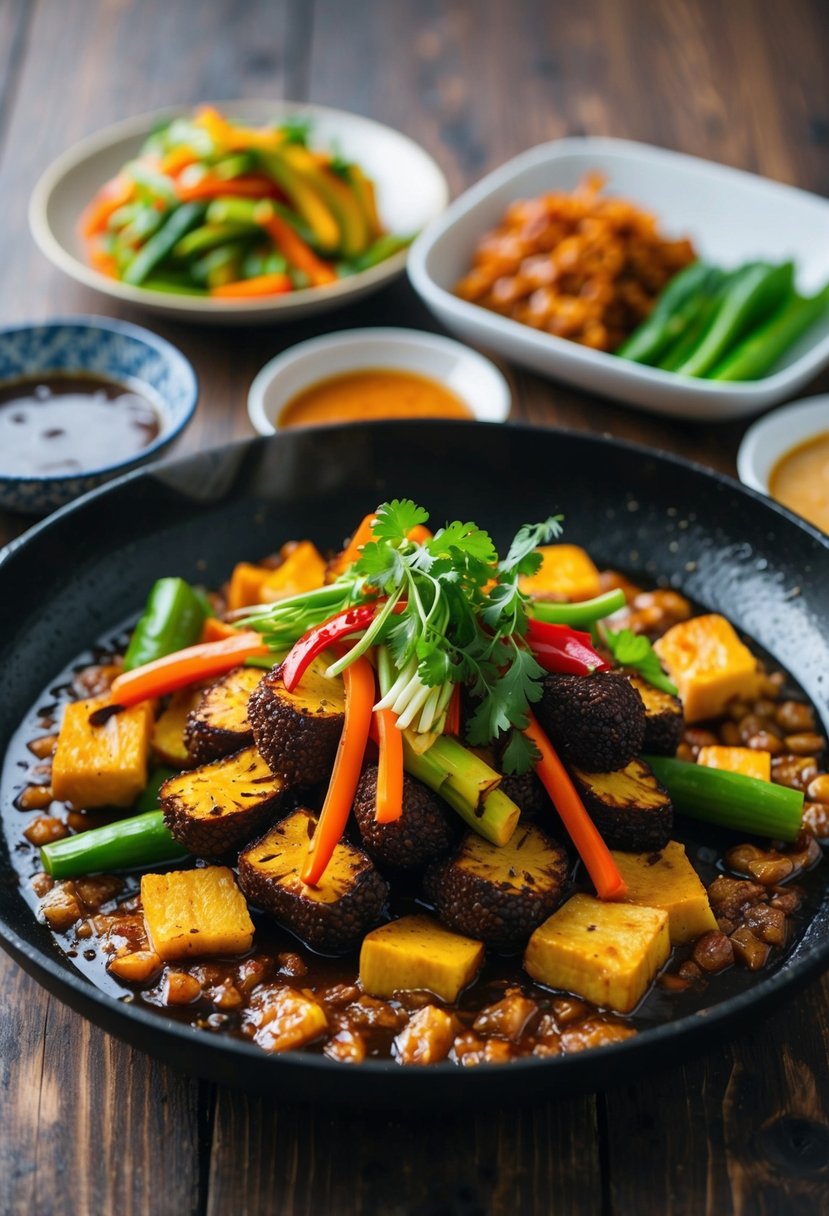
top-left (1, 421), bottom-right (828, 1106)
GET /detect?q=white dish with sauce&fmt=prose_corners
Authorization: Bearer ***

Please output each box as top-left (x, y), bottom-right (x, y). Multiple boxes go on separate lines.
top-left (737, 394), bottom-right (829, 532)
top-left (29, 102), bottom-right (449, 326)
top-left (247, 327), bottom-right (512, 433)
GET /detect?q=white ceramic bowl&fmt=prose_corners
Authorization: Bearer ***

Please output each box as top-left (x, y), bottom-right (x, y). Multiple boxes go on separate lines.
top-left (247, 327), bottom-right (511, 433)
top-left (737, 394), bottom-right (829, 504)
top-left (29, 101), bottom-right (449, 326)
top-left (408, 138), bottom-right (829, 421)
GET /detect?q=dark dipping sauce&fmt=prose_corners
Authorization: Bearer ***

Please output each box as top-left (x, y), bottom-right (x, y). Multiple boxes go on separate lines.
top-left (0, 372), bottom-right (161, 476)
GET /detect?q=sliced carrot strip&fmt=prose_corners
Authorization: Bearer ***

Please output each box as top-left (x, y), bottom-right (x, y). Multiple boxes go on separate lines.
top-left (255, 206), bottom-right (337, 287)
top-left (210, 272), bottom-right (292, 299)
top-left (524, 711), bottom-right (626, 901)
top-left (374, 708), bottom-right (404, 823)
top-left (444, 685), bottom-right (461, 737)
top-left (200, 617), bottom-right (240, 643)
top-left (176, 175), bottom-right (281, 203)
top-left (109, 631), bottom-right (269, 706)
top-left (301, 655), bottom-right (375, 885)
top-left (78, 174), bottom-right (134, 238)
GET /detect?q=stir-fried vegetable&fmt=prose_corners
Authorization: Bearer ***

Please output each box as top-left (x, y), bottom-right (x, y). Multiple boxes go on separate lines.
top-left (123, 577), bottom-right (206, 671)
top-left (80, 105), bottom-right (411, 298)
top-left (40, 810), bottom-right (187, 878)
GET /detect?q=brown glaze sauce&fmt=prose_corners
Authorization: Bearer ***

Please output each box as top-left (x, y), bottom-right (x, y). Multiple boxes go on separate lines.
top-left (0, 372), bottom-right (161, 476)
top-left (2, 586), bottom-right (827, 1066)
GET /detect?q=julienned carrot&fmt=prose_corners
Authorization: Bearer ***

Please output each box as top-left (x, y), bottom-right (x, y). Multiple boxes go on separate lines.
top-left (176, 175), bottom-right (281, 203)
top-left (210, 272), bottom-right (292, 299)
top-left (255, 204), bottom-right (338, 286)
top-left (374, 707), bottom-right (404, 823)
top-left (525, 711), bottom-right (626, 901)
top-left (200, 616), bottom-right (240, 643)
top-left (109, 631), bottom-right (269, 706)
top-left (302, 655), bottom-right (375, 885)
top-left (79, 174), bottom-right (134, 238)
top-left (444, 685), bottom-right (461, 736)
top-left (333, 514), bottom-right (377, 575)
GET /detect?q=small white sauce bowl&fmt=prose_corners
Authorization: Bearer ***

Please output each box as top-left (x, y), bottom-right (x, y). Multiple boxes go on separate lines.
top-left (247, 327), bottom-right (512, 434)
top-left (737, 394), bottom-right (829, 497)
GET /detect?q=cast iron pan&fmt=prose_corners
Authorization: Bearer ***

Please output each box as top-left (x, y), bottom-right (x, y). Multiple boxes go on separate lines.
top-left (2, 421), bottom-right (828, 1106)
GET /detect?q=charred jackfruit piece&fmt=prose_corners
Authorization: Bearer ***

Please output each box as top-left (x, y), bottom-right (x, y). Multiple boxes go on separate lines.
top-left (628, 674), bottom-right (684, 756)
top-left (238, 809), bottom-right (389, 953)
top-left (360, 914), bottom-right (484, 1003)
top-left (352, 766), bottom-right (456, 868)
top-left (568, 757), bottom-right (673, 852)
top-left (161, 746), bottom-right (287, 858)
top-left (535, 671), bottom-right (646, 773)
top-left (152, 687), bottom-right (204, 769)
top-left (425, 823), bottom-right (569, 953)
top-left (248, 656), bottom-right (345, 786)
top-left (184, 666), bottom-right (263, 765)
top-left (524, 893), bottom-right (670, 1014)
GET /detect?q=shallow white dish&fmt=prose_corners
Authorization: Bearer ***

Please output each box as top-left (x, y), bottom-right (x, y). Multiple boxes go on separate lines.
top-left (30, 101), bottom-right (449, 326)
top-left (247, 327), bottom-right (511, 432)
top-left (737, 394), bottom-right (829, 506)
top-left (408, 138), bottom-right (829, 421)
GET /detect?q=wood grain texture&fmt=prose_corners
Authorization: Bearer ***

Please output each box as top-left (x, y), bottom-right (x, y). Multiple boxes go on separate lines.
top-left (1, 1), bottom-right (829, 1214)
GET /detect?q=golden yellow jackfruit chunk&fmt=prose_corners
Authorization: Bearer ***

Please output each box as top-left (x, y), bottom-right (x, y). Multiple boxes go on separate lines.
top-left (697, 745), bottom-right (771, 783)
top-left (52, 695), bottom-right (154, 808)
top-left (654, 614), bottom-right (760, 723)
top-left (360, 914), bottom-right (484, 1003)
top-left (141, 866), bottom-right (254, 961)
top-left (151, 687), bottom-right (203, 768)
top-left (524, 893), bottom-right (670, 1013)
top-left (518, 545), bottom-right (601, 601)
top-left (610, 840), bottom-right (718, 944)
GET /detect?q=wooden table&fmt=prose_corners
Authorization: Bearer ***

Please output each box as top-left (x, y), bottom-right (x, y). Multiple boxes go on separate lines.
top-left (2, 1), bottom-right (829, 1212)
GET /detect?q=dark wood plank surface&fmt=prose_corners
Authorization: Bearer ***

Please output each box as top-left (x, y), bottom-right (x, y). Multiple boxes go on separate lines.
top-left (1, 2), bottom-right (829, 1213)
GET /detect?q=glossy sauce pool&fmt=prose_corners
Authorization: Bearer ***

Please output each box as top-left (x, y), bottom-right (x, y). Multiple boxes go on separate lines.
top-left (769, 431), bottom-right (829, 534)
top-left (278, 368), bottom-right (474, 428)
top-left (0, 372), bottom-right (162, 476)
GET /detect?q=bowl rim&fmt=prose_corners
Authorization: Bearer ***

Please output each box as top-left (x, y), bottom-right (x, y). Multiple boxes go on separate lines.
top-left (246, 325), bottom-right (513, 433)
top-left (736, 393), bottom-right (829, 495)
top-left (2, 420), bottom-right (829, 1103)
top-left (408, 135), bottom-right (829, 398)
top-left (29, 99), bottom-right (451, 318)
top-left (0, 315), bottom-right (198, 483)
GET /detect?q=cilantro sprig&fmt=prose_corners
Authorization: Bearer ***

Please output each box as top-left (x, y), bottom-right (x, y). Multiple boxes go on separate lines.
top-left (602, 627), bottom-right (678, 696)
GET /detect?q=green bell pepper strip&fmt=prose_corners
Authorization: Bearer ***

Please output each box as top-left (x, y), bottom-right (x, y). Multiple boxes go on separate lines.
top-left (528, 588), bottom-right (627, 626)
top-left (123, 577), bottom-right (207, 672)
top-left (122, 203), bottom-right (206, 286)
top-left (173, 221), bottom-right (261, 260)
top-left (645, 755), bottom-right (803, 842)
top-left (709, 284), bottom-right (829, 380)
top-left (673, 261), bottom-right (794, 378)
top-left (40, 811), bottom-right (188, 879)
top-left (616, 262), bottom-right (722, 365)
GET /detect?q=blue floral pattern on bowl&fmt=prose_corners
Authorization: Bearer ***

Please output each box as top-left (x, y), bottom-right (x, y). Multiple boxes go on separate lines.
top-left (0, 317), bottom-right (198, 515)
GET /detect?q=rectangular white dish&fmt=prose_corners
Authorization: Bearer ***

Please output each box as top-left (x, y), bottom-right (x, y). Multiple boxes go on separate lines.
top-left (408, 138), bottom-right (829, 421)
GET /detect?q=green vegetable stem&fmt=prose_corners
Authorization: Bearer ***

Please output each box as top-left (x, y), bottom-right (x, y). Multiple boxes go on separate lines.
top-left (710, 284), bottom-right (829, 380)
top-left (123, 577), bottom-right (207, 672)
top-left (645, 755), bottom-right (804, 842)
top-left (122, 203), bottom-right (206, 286)
top-left (40, 811), bottom-right (189, 879)
top-left (616, 262), bottom-right (723, 365)
top-left (673, 261), bottom-right (794, 378)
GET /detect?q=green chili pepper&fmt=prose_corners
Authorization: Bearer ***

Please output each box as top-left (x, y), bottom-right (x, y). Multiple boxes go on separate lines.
top-left (122, 203), bottom-right (206, 286)
top-left (616, 262), bottom-right (722, 365)
top-left (123, 577), bottom-right (206, 672)
top-left (673, 261), bottom-right (794, 378)
top-left (709, 284), bottom-right (829, 380)
top-left (40, 811), bottom-right (188, 879)
top-left (173, 221), bottom-right (260, 260)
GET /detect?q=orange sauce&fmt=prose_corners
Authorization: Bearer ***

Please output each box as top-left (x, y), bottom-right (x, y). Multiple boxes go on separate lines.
top-left (279, 368), bottom-right (474, 428)
top-left (769, 431), bottom-right (829, 533)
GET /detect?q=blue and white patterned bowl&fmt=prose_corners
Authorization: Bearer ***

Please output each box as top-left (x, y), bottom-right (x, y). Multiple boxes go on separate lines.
top-left (0, 317), bottom-right (198, 514)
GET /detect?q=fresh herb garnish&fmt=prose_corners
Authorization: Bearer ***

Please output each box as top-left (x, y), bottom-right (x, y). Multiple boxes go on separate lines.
top-left (602, 627), bottom-right (678, 696)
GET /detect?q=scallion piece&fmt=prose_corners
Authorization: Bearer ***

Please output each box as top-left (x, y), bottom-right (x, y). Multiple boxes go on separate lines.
top-left (529, 588), bottom-right (626, 626)
top-left (645, 755), bottom-right (804, 842)
top-left (40, 811), bottom-right (189, 879)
